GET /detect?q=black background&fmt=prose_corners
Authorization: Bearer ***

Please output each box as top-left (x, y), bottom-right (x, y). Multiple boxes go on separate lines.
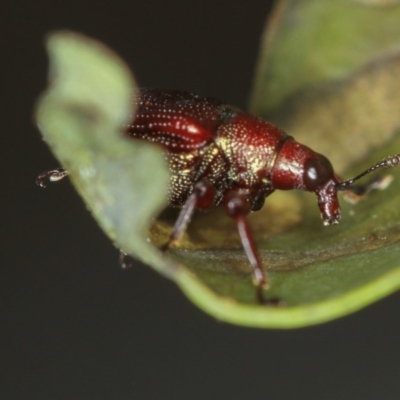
top-left (2, 1), bottom-right (400, 399)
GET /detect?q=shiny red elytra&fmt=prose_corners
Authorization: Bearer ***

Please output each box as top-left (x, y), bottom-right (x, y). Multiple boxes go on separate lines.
top-left (37, 89), bottom-right (400, 303)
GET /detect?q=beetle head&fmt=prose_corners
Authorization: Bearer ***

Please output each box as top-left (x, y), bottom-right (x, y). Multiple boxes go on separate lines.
top-left (270, 139), bottom-right (341, 225)
top-left (303, 155), bottom-right (341, 225)
top-left (270, 138), bottom-right (400, 226)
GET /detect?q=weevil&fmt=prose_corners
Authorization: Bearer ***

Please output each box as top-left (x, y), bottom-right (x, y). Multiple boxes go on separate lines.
top-left (37, 89), bottom-right (400, 303)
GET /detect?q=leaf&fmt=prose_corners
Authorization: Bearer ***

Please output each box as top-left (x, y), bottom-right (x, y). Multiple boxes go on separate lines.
top-left (250, 0), bottom-right (400, 172)
top-left (37, 17), bottom-right (400, 330)
top-left (36, 31), bottom-right (173, 275)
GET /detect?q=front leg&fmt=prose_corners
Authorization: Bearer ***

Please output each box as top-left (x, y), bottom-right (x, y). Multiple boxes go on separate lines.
top-left (342, 174), bottom-right (393, 204)
top-left (223, 190), bottom-right (268, 303)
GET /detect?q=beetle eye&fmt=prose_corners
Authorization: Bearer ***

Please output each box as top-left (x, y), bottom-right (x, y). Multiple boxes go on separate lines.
top-left (304, 155), bottom-right (334, 191)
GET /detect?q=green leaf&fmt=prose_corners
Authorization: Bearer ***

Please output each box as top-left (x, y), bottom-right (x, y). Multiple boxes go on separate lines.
top-left (250, 0), bottom-right (400, 172)
top-left (37, 19), bottom-right (400, 330)
top-left (36, 31), bottom-right (173, 275)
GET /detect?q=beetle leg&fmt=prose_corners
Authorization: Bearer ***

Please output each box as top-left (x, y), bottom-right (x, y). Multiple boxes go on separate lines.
top-left (36, 168), bottom-right (69, 188)
top-left (162, 179), bottom-right (216, 251)
top-left (343, 174), bottom-right (393, 204)
top-left (119, 251), bottom-right (135, 269)
top-left (223, 190), bottom-right (268, 303)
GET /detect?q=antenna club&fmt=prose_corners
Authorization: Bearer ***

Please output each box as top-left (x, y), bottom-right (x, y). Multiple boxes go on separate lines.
top-left (384, 154), bottom-right (400, 168)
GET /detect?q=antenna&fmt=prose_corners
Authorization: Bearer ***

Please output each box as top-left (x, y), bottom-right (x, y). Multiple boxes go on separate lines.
top-left (336, 154), bottom-right (400, 192)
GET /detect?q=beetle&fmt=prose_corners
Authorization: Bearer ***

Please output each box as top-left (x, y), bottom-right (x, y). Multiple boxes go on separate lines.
top-left (37, 89), bottom-right (400, 303)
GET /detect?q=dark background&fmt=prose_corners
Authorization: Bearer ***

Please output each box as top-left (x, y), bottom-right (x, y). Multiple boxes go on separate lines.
top-left (2, 1), bottom-right (400, 399)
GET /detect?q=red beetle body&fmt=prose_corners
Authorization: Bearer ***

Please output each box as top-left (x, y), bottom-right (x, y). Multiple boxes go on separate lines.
top-left (37, 88), bottom-right (400, 303)
top-left (128, 89), bottom-right (341, 225)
